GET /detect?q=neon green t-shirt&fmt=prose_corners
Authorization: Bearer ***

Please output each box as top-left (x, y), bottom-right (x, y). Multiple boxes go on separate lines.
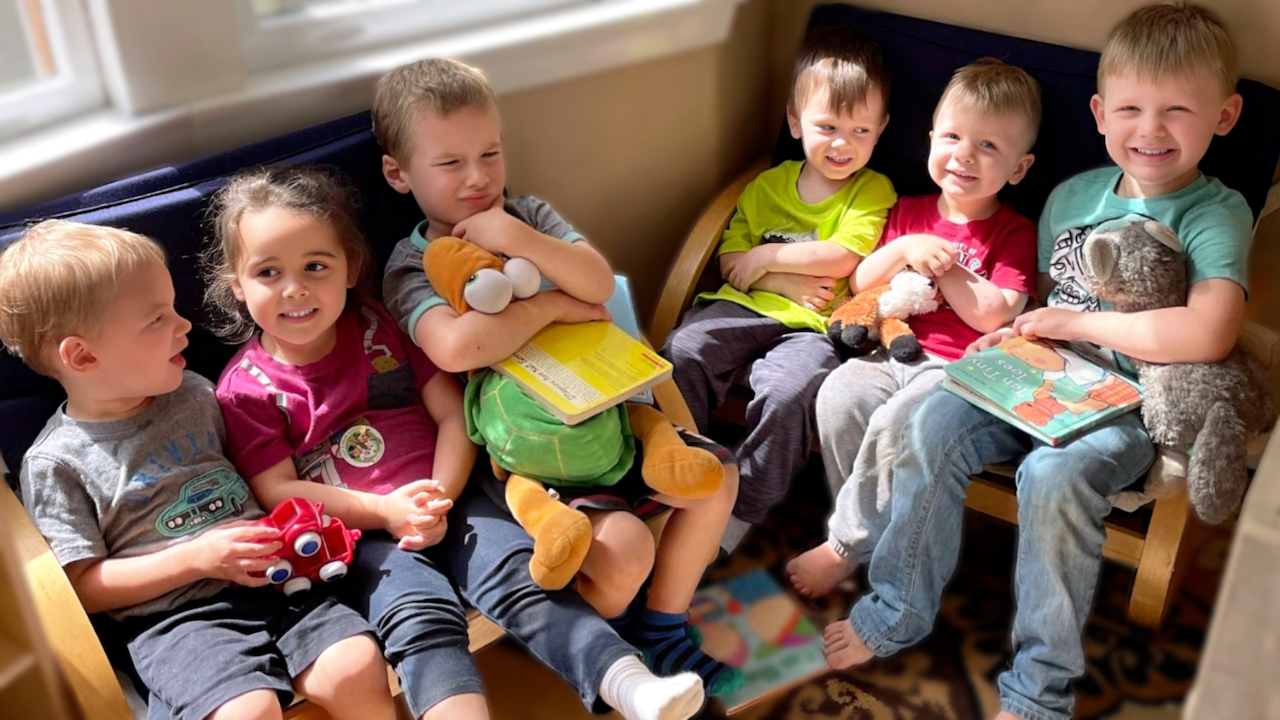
top-left (695, 160), bottom-right (896, 332)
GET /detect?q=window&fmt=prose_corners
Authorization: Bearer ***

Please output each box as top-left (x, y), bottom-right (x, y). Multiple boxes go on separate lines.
top-left (0, 0), bottom-right (103, 142)
top-left (236, 0), bottom-right (597, 73)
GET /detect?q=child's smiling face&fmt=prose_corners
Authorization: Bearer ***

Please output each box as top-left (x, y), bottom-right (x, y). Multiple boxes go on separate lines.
top-left (787, 85), bottom-right (888, 184)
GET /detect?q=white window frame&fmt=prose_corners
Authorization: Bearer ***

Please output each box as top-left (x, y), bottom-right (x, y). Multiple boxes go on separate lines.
top-left (235, 0), bottom-right (595, 73)
top-left (0, 0), bottom-right (104, 143)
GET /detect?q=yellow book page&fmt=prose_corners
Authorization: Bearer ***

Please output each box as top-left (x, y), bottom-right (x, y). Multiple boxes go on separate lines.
top-left (495, 321), bottom-right (672, 423)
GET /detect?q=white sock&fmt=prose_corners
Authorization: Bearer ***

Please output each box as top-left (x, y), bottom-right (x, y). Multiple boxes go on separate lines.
top-left (599, 655), bottom-right (704, 720)
top-left (720, 515), bottom-right (752, 554)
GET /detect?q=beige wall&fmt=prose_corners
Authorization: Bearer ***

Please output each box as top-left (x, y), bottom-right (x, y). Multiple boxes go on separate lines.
top-left (500, 0), bottom-right (774, 320)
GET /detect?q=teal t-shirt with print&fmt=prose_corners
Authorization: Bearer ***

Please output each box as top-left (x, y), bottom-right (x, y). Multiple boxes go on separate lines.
top-left (1037, 166), bottom-right (1253, 373)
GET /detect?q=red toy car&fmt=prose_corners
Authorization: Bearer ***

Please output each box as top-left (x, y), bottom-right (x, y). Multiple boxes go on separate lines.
top-left (255, 498), bottom-right (361, 595)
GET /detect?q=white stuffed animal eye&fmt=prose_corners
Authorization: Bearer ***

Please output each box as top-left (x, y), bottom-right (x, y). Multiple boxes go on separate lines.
top-left (503, 257), bottom-right (542, 299)
top-left (464, 268), bottom-right (514, 313)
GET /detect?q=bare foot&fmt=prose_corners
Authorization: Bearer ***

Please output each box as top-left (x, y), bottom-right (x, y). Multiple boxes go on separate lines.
top-left (823, 618), bottom-right (874, 669)
top-left (785, 543), bottom-right (856, 598)
top-left (992, 713), bottom-right (1023, 720)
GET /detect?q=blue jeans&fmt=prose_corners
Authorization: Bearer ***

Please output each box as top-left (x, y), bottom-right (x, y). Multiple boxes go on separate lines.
top-left (849, 388), bottom-right (1155, 720)
top-left (433, 488), bottom-right (638, 712)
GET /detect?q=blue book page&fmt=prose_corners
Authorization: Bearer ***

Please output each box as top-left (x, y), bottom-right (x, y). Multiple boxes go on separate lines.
top-left (944, 337), bottom-right (1143, 445)
top-left (689, 568), bottom-right (828, 713)
top-left (605, 275), bottom-right (655, 405)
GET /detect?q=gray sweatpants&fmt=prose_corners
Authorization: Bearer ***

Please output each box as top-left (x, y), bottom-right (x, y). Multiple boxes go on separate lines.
top-left (815, 352), bottom-right (950, 562)
top-left (662, 300), bottom-right (841, 524)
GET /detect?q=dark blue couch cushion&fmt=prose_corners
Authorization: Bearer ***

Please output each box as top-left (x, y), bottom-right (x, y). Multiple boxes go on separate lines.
top-left (0, 111), bottom-right (425, 475)
top-left (773, 4), bottom-right (1280, 224)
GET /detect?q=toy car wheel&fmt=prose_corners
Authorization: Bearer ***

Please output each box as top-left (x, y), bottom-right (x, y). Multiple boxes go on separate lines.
top-left (283, 577), bottom-right (311, 596)
top-left (294, 531), bottom-right (322, 557)
top-left (266, 560), bottom-right (293, 585)
top-left (319, 561), bottom-right (348, 582)
top-left (231, 497), bottom-right (243, 514)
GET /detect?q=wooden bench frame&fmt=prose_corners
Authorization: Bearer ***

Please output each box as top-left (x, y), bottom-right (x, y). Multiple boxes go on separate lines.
top-left (650, 159), bottom-right (1272, 630)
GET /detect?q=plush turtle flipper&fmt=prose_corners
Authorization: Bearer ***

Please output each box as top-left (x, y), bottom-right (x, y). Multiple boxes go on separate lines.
top-left (627, 404), bottom-right (723, 500)
top-left (503, 472), bottom-right (592, 590)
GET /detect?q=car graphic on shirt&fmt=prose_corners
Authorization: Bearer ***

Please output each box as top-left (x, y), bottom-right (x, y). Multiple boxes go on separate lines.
top-left (156, 469), bottom-right (250, 537)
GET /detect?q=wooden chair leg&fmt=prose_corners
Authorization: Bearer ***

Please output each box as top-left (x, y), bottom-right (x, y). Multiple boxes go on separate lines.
top-left (1128, 491), bottom-right (1192, 628)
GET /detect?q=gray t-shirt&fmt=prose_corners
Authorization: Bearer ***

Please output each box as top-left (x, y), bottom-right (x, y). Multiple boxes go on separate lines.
top-left (21, 371), bottom-right (264, 619)
top-left (382, 195), bottom-right (583, 341)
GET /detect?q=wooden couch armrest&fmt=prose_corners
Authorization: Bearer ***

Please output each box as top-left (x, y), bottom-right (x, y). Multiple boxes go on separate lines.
top-left (0, 483), bottom-right (132, 720)
top-left (650, 159), bottom-right (768, 349)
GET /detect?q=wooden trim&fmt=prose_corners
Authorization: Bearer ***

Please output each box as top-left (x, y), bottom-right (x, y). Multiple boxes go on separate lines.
top-left (1128, 491), bottom-right (1192, 627)
top-left (0, 484), bottom-right (131, 720)
top-left (649, 159), bottom-right (768, 350)
top-left (22, 0), bottom-right (55, 75)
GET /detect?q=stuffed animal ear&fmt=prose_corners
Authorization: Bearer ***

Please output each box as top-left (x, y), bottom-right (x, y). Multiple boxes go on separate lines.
top-left (423, 236), bottom-right (505, 313)
top-left (1083, 234), bottom-right (1117, 283)
top-left (1143, 221), bottom-right (1183, 253)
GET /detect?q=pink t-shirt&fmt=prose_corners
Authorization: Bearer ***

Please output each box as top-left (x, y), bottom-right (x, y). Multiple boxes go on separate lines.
top-left (878, 194), bottom-right (1036, 360)
top-left (217, 303), bottom-right (439, 496)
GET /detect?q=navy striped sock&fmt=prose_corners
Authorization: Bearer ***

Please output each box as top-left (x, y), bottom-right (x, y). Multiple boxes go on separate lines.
top-left (629, 608), bottom-right (744, 697)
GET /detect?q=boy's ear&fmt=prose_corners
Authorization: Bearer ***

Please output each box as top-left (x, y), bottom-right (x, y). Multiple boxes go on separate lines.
top-left (786, 107), bottom-right (802, 140)
top-left (1215, 93), bottom-right (1243, 136)
top-left (1007, 153), bottom-right (1036, 186)
top-left (230, 276), bottom-right (245, 302)
top-left (57, 336), bottom-right (97, 375)
top-left (382, 154), bottom-right (412, 195)
top-left (1089, 94), bottom-right (1106, 135)
top-left (877, 112), bottom-right (890, 138)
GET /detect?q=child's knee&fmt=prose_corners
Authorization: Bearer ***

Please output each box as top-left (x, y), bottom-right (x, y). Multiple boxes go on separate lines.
top-left (209, 688), bottom-right (283, 720)
top-left (303, 633), bottom-right (391, 698)
top-left (591, 514), bottom-right (657, 588)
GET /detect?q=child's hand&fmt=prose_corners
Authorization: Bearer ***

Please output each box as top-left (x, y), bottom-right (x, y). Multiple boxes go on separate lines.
top-left (190, 521), bottom-right (283, 587)
top-left (453, 196), bottom-right (521, 256)
top-left (761, 273), bottom-right (837, 312)
top-left (724, 248), bottom-right (768, 291)
top-left (964, 327), bottom-right (1018, 355)
top-left (378, 479), bottom-right (443, 541)
top-left (1013, 308), bottom-right (1083, 342)
top-left (398, 499), bottom-right (453, 551)
top-left (902, 235), bottom-right (959, 278)
top-left (542, 290), bottom-right (611, 324)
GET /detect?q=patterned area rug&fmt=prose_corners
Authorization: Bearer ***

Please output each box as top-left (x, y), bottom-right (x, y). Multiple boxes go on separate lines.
top-left (698, 459), bottom-right (1229, 720)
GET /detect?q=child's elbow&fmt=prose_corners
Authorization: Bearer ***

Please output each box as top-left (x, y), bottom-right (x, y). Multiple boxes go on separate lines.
top-left (833, 252), bottom-right (859, 279)
top-left (580, 273), bottom-right (616, 305)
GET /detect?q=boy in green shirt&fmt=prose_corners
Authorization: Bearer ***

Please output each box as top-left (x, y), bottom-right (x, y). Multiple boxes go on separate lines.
top-left (662, 26), bottom-right (896, 549)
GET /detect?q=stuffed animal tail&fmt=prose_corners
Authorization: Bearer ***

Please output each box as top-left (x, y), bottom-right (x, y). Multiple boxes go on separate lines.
top-left (1187, 401), bottom-right (1248, 525)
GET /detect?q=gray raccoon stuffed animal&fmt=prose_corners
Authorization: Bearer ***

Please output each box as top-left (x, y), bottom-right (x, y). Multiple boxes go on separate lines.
top-left (1080, 219), bottom-right (1276, 524)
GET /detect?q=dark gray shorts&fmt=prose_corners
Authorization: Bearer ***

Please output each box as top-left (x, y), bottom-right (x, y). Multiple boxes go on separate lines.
top-left (120, 586), bottom-right (373, 720)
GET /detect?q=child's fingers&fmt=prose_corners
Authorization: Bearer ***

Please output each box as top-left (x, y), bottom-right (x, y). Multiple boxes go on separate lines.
top-left (236, 573), bottom-right (274, 588)
top-left (401, 479), bottom-right (441, 496)
top-left (398, 535), bottom-right (427, 552)
top-left (224, 524), bottom-right (282, 542)
top-left (422, 498), bottom-right (452, 513)
top-left (237, 556), bottom-right (279, 574)
top-left (231, 540), bottom-right (283, 557)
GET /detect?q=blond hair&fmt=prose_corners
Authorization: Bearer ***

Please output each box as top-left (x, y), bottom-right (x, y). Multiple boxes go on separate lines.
top-left (203, 166), bottom-right (374, 344)
top-left (790, 25), bottom-right (891, 117)
top-left (934, 58), bottom-right (1043, 149)
top-left (373, 58), bottom-right (498, 163)
top-left (1099, 2), bottom-right (1237, 97)
top-left (0, 221), bottom-right (166, 377)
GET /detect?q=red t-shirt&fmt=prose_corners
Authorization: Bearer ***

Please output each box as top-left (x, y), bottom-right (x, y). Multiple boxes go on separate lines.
top-left (877, 194), bottom-right (1036, 360)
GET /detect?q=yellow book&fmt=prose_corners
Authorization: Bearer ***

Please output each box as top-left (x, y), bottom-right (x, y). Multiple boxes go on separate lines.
top-left (493, 320), bottom-right (673, 425)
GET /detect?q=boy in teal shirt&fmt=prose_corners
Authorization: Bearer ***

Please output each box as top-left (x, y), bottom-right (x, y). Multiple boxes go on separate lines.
top-left (821, 5), bottom-right (1251, 720)
top-left (662, 26), bottom-right (896, 549)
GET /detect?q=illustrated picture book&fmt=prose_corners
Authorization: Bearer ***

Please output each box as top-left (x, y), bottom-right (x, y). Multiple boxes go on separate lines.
top-left (687, 568), bottom-right (829, 714)
top-left (493, 276), bottom-right (670, 425)
top-left (942, 336), bottom-right (1143, 446)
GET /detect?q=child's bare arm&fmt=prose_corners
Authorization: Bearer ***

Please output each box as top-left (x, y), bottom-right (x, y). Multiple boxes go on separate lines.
top-left (1014, 278), bottom-right (1246, 364)
top-left (420, 370), bottom-right (476, 503)
top-left (65, 524), bottom-right (282, 613)
top-left (248, 460), bottom-right (450, 551)
top-left (452, 201), bottom-right (615, 304)
top-left (413, 290), bottom-right (610, 373)
top-left (936, 266), bottom-right (1029, 334)
top-left (728, 243), bottom-right (858, 290)
top-left (852, 235), bottom-right (959, 292)
top-left (753, 272), bottom-right (838, 312)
